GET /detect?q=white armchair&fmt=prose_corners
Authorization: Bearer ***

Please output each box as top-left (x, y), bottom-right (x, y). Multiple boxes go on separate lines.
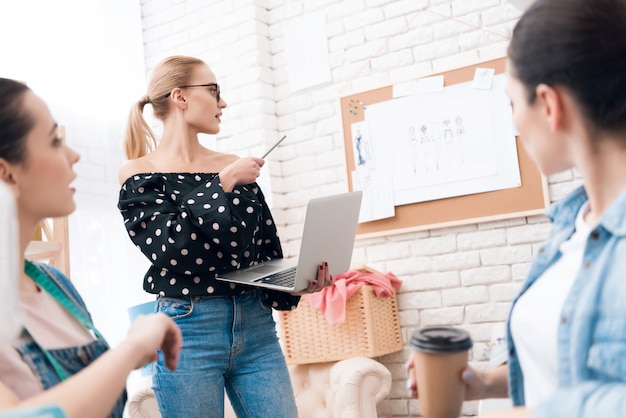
top-left (127, 356), bottom-right (391, 418)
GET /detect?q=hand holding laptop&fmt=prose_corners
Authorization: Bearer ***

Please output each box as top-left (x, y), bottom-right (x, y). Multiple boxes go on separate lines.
top-left (216, 191), bottom-right (362, 293)
top-left (288, 261), bottom-right (333, 295)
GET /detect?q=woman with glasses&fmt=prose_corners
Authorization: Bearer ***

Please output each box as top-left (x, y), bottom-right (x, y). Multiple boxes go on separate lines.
top-left (118, 55), bottom-right (332, 418)
top-left (0, 77), bottom-right (182, 418)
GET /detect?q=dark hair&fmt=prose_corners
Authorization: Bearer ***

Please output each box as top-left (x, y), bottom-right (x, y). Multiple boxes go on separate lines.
top-left (0, 78), bottom-right (32, 164)
top-left (508, 0), bottom-right (626, 134)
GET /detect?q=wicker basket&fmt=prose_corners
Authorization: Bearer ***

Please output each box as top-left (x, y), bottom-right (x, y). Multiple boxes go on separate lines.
top-left (278, 285), bottom-right (403, 365)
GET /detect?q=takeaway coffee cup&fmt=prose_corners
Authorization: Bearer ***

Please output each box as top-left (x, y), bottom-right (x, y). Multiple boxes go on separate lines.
top-left (410, 326), bottom-right (473, 418)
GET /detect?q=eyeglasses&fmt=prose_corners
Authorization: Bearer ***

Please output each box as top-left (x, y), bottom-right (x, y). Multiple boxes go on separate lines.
top-left (164, 83), bottom-right (221, 102)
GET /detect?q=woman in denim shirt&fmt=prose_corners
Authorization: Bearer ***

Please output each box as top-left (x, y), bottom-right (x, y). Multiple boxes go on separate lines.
top-left (474, 0), bottom-right (626, 416)
top-left (408, 0), bottom-right (626, 416)
top-left (0, 78), bottom-right (182, 418)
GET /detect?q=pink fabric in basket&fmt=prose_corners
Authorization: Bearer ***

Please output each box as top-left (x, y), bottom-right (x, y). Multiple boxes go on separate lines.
top-left (302, 269), bottom-right (402, 326)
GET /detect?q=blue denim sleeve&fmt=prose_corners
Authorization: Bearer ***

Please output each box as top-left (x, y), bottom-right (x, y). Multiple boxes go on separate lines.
top-left (535, 382), bottom-right (626, 417)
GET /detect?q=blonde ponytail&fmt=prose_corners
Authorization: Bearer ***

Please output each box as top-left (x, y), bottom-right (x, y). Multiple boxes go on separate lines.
top-left (123, 96), bottom-right (156, 160)
top-left (122, 55), bottom-right (207, 160)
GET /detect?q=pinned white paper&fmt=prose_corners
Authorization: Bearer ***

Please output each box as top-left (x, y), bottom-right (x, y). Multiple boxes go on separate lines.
top-left (392, 76), bottom-right (444, 98)
top-left (392, 80), bottom-right (418, 98)
top-left (349, 121), bottom-right (395, 223)
top-left (284, 13), bottom-right (331, 93)
top-left (473, 67), bottom-right (495, 90)
top-left (417, 75), bottom-right (445, 93)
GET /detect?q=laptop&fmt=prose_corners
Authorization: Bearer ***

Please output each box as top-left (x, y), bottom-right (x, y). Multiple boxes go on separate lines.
top-left (216, 191), bottom-right (363, 292)
top-left (0, 182), bottom-right (22, 344)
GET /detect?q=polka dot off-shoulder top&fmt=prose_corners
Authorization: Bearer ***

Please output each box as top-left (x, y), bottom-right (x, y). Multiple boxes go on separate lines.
top-left (118, 172), bottom-right (300, 310)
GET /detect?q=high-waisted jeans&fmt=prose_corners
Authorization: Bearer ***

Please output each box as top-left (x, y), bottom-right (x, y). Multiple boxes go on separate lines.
top-left (153, 289), bottom-right (297, 418)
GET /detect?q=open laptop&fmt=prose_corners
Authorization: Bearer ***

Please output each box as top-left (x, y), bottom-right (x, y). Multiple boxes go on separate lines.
top-left (216, 191), bottom-right (363, 292)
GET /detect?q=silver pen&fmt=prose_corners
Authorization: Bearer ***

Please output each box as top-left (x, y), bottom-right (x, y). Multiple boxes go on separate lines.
top-left (261, 135), bottom-right (287, 158)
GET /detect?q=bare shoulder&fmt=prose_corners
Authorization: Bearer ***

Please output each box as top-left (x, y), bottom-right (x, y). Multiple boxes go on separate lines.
top-left (118, 158), bottom-right (151, 185)
top-left (200, 151), bottom-right (240, 172)
top-left (119, 150), bottom-right (241, 183)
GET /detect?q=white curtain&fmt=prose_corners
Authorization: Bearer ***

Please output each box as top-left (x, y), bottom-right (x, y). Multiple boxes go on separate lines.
top-left (1, 0), bottom-right (152, 346)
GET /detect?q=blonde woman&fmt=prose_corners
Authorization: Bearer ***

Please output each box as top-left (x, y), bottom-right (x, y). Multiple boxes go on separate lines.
top-left (118, 55), bottom-right (333, 418)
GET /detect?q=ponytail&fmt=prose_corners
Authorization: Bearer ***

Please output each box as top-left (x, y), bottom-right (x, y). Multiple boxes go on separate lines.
top-left (123, 96), bottom-right (156, 160)
top-left (122, 55), bottom-right (207, 160)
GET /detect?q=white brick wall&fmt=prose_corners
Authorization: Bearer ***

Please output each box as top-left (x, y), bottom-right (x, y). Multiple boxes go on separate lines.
top-left (136, 1), bottom-right (581, 416)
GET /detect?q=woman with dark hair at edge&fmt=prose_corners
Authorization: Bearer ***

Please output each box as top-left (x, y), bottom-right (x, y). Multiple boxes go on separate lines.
top-left (0, 77), bottom-right (182, 418)
top-left (407, 0), bottom-right (626, 416)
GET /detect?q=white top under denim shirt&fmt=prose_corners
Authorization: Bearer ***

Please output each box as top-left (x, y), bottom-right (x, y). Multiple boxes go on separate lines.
top-left (510, 201), bottom-right (590, 407)
top-left (506, 185), bottom-right (626, 417)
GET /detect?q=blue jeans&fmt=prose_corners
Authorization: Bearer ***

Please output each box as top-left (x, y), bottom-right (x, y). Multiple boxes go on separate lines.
top-left (153, 290), bottom-right (297, 418)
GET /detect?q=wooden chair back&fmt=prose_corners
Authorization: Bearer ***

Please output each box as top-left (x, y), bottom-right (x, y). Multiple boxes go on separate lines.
top-left (25, 216), bottom-right (70, 277)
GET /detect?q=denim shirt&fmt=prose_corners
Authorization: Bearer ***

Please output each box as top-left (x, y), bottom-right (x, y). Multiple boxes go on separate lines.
top-left (507, 185), bottom-right (626, 417)
top-left (15, 263), bottom-right (126, 418)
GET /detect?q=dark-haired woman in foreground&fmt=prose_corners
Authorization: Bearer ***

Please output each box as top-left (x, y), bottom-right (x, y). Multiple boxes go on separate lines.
top-left (0, 77), bottom-right (182, 418)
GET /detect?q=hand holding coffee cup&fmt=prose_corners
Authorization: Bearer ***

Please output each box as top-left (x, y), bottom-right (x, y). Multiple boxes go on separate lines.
top-left (409, 326), bottom-right (473, 418)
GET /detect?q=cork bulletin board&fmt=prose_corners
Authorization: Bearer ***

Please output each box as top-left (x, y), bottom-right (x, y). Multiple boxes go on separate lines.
top-left (340, 57), bottom-right (549, 237)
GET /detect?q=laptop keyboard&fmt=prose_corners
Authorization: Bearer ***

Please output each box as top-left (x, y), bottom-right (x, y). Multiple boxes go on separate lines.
top-left (254, 266), bottom-right (297, 287)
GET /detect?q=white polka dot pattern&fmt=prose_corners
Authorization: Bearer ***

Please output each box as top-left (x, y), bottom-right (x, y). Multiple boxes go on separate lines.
top-left (118, 172), bottom-right (300, 310)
